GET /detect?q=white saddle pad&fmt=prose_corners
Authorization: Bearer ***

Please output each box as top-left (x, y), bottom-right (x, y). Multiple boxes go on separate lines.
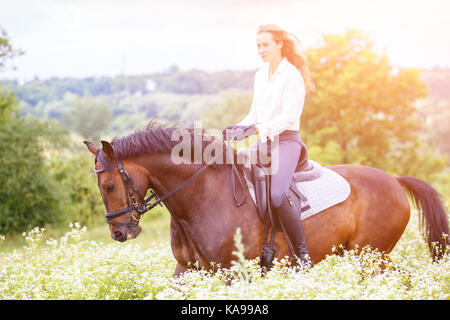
top-left (243, 161), bottom-right (351, 221)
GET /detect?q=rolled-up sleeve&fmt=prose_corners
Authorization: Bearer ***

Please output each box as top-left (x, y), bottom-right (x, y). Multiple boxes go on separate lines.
top-left (257, 72), bottom-right (305, 142)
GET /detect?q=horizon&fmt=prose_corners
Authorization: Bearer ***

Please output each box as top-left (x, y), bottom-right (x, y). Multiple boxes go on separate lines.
top-left (1, 0), bottom-right (450, 81)
top-left (1, 65), bottom-right (449, 84)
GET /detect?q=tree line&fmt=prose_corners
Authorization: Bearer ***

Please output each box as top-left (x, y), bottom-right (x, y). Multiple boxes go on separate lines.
top-left (1, 68), bottom-right (255, 106)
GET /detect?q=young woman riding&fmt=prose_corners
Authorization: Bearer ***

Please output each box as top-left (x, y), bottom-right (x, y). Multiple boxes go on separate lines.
top-left (223, 24), bottom-right (315, 267)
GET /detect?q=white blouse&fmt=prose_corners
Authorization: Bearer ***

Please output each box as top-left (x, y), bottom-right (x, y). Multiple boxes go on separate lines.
top-left (237, 57), bottom-right (305, 142)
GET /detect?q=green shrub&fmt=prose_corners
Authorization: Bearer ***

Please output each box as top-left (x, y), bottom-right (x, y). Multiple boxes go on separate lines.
top-left (0, 118), bottom-right (61, 235)
top-left (49, 152), bottom-right (104, 227)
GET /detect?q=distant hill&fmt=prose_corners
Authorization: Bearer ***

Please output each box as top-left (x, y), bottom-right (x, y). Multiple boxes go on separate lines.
top-left (2, 66), bottom-right (448, 108)
top-left (0, 68), bottom-right (255, 107)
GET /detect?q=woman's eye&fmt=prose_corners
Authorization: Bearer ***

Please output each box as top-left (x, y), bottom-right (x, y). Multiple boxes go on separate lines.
top-left (104, 185), bottom-right (115, 193)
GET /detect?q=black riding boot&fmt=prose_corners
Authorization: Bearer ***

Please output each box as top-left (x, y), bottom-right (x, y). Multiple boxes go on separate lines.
top-left (274, 193), bottom-right (313, 268)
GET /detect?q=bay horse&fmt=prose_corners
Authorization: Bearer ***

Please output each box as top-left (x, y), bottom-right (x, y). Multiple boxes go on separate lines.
top-left (84, 123), bottom-right (448, 276)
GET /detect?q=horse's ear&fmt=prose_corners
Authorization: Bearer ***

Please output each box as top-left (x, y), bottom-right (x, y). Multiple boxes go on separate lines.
top-left (101, 140), bottom-right (115, 161)
top-left (83, 141), bottom-right (98, 155)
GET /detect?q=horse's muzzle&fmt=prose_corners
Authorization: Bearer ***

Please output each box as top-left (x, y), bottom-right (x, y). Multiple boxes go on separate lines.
top-left (111, 225), bottom-right (142, 242)
top-left (112, 230), bottom-right (127, 242)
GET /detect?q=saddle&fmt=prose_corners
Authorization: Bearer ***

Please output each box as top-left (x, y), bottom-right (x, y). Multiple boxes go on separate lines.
top-left (252, 142), bottom-right (310, 230)
top-left (250, 142), bottom-right (311, 270)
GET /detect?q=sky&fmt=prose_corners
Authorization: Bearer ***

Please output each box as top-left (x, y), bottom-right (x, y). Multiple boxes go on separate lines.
top-left (1, 0), bottom-right (449, 81)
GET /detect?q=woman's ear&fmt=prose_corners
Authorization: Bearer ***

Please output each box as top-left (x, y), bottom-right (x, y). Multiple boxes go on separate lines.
top-left (101, 140), bottom-right (115, 161)
top-left (276, 40), bottom-right (283, 49)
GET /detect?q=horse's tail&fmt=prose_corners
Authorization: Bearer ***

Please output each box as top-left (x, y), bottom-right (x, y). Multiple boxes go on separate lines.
top-left (396, 176), bottom-right (449, 261)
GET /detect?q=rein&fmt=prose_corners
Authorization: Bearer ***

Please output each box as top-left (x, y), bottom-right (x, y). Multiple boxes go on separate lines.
top-left (95, 137), bottom-right (247, 228)
top-left (94, 158), bottom-right (210, 227)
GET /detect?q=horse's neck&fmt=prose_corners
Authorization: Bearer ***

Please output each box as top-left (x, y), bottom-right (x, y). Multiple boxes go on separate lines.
top-left (157, 161), bottom-right (246, 267)
top-left (139, 154), bottom-right (211, 217)
top-left (141, 155), bottom-right (260, 267)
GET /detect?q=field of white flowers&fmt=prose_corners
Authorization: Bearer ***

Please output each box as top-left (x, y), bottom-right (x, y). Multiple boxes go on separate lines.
top-left (0, 212), bottom-right (449, 300)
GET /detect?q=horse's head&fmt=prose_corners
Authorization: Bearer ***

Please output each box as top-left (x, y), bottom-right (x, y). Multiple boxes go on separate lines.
top-left (84, 140), bottom-right (149, 242)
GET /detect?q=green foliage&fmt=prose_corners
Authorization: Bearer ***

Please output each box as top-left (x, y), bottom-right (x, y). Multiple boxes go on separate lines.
top-left (0, 26), bottom-right (24, 72)
top-left (302, 29), bottom-right (445, 177)
top-left (1, 83), bottom-right (98, 234)
top-left (385, 139), bottom-right (446, 180)
top-left (1, 76), bottom-right (149, 106)
top-left (0, 109), bottom-right (106, 235)
top-left (0, 117), bottom-right (62, 235)
top-left (419, 100), bottom-right (450, 156)
top-left (2, 69), bottom-right (254, 110)
top-left (152, 91), bottom-right (223, 124)
top-left (152, 68), bottom-right (254, 94)
top-left (0, 87), bottom-right (18, 123)
top-left (201, 90), bottom-right (252, 129)
top-left (49, 152), bottom-right (104, 227)
top-left (63, 96), bottom-right (112, 144)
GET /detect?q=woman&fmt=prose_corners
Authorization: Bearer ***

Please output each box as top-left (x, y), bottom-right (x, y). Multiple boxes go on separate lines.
top-left (224, 24), bottom-right (315, 267)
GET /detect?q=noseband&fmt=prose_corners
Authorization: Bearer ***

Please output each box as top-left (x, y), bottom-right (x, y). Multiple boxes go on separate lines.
top-left (94, 158), bottom-right (210, 227)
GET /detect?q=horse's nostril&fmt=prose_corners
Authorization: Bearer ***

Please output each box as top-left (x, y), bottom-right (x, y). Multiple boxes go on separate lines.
top-left (113, 230), bottom-right (124, 240)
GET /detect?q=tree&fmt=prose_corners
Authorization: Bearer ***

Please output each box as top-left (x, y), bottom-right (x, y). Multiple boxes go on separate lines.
top-left (64, 95), bottom-right (112, 143)
top-left (0, 88), bottom-right (18, 122)
top-left (0, 27), bottom-right (70, 235)
top-left (49, 152), bottom-right (104, 227)
top-left (418, 100), bottom-right (450, 156)
top-left (302, 29), bottom-right (442, 176)
top-left (0, 26), bottom-right (24, 72)
top-left (0, 115), bottom-right (67, 234)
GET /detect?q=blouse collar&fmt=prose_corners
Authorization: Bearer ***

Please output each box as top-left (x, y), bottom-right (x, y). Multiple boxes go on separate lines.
top-left (265, 57), bottom-right (288, 82)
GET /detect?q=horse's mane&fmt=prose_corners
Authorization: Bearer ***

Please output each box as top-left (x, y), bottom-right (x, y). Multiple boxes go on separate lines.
top-left (96, 119), bottom-right (239, 172)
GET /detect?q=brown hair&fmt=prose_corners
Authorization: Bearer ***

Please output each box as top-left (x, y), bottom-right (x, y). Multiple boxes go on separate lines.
top-left (257, 24), bottom-right (315, 93)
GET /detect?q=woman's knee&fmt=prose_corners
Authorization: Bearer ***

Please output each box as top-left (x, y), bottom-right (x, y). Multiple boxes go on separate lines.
top-left (271, 191), bottom-right (285, 208)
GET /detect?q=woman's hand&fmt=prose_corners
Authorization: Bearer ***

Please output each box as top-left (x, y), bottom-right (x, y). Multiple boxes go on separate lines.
top-left (222, 125), bottom-right (257, 141)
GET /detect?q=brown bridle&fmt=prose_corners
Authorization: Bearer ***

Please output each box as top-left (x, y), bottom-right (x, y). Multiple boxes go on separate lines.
top-left (95, 157), bottom-right (210, 227)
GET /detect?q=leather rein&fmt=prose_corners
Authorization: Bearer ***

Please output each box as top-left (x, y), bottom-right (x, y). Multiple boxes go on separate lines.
top-left (94, 158), bottom-right (210, 227)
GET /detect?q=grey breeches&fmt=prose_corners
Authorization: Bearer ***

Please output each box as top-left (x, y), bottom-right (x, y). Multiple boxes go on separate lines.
top-left (268, 131), bottom-right (302, 208)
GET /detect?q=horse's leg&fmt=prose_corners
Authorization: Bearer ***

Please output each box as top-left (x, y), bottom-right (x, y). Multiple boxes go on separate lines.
top-left (174, 263), bottom-right (187, 277)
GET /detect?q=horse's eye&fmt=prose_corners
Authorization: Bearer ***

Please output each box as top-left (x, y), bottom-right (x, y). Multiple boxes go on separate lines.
top-left (104, 184), bottom-right (115, 193)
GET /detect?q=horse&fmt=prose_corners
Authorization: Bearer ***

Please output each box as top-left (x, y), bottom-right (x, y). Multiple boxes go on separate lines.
top-left (84, 122), bottom-right (449, 276)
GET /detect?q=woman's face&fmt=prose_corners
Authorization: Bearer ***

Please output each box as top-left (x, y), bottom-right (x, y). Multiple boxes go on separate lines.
top-left (256, 32), bottom-right (282, 63)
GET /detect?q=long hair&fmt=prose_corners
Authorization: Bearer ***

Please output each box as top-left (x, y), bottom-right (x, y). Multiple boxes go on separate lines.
top-left (257, 24), bottom-right (315, 93)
